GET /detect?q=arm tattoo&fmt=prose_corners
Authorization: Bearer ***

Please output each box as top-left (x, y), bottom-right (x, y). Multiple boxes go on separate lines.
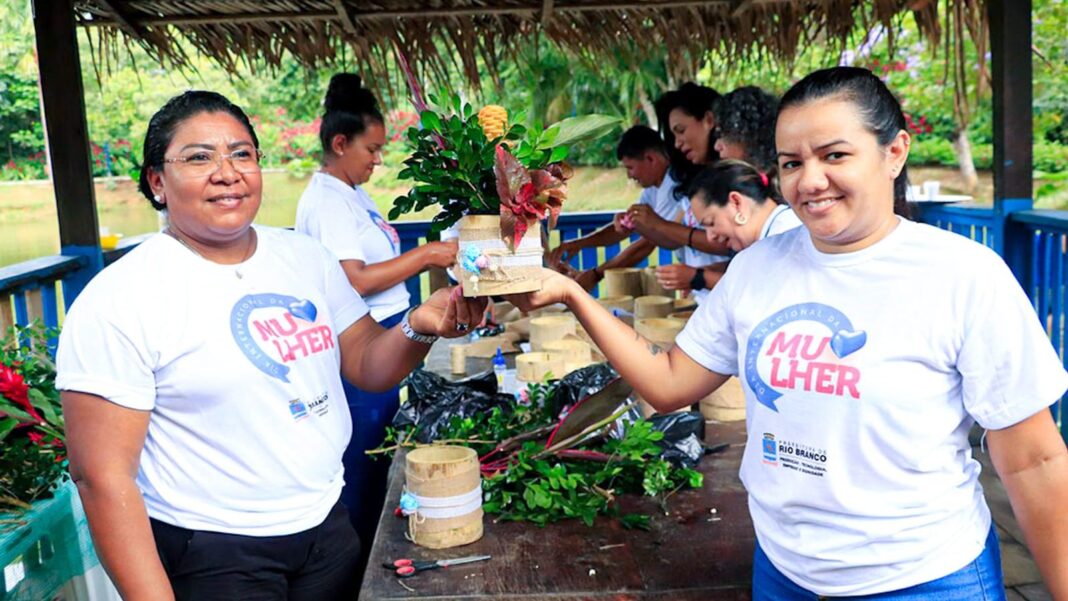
top-left (648, 343), bottom-right (663, 356)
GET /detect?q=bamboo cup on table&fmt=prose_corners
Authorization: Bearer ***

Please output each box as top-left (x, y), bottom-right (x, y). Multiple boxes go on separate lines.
top-left (641, 266), bottom-right (672, 297)
top-left (542, 339), bottom-right (592, 363)
top-left (674, 297), bottom-right (698, 312)
top-left (516, 351), bottom-right (567, 383)
top-left (603, 268), bottom-right (643, 298)
top-left (450, 344), bottom-right (467, 375)
top-left (700, 377), bottom-right (746, 422)
top-left (634, 295), bottom-right (674, 319)
top-left (597, 295), bottom-right (634, 314)
top-left (405, 446), bottom-right (483, 549)
top-left (669, 310), bottom-right (695, 322)
top-left (529, 314), bottom-right (576, 351)
top-left (635, 317), bottom-right (686, 349)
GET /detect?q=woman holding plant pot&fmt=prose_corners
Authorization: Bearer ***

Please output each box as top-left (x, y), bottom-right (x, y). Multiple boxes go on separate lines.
top-left (511, 67), bottom-right (1068, 599)
top-left (57, 90), bottom-right (485, 601)
top-left (295, 73), bottom-right (458, 546)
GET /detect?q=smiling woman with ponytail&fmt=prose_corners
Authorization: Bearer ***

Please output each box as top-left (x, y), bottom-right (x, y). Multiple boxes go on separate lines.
top-left (295, 73), bottom-right (461, 566)
top-left (506, 66), bottom-right (1068, 600)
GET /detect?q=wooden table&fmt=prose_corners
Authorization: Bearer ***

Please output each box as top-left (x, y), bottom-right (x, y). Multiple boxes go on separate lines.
top-left (358, 418), bottom-right (755, 600)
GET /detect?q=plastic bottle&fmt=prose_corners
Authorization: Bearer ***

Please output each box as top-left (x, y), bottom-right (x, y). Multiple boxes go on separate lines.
top-left (493, 347), bottom-right (507, 391)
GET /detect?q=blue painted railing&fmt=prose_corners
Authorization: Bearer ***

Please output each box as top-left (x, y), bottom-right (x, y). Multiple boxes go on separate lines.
top-left (1, 207), bottom-right (1065, 440)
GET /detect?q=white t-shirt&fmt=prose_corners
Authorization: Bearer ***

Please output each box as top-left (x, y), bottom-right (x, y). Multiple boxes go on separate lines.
top-left (296, 172), bottom-right (410, 321)
top-left (760, 203), bottom-right (803, 239)
top-left (638, 172), bottom-right (685, 222)
top-left (56, 226), bottom-right (370, 536)
top-left (676, 219), bottom-right (1068, 596)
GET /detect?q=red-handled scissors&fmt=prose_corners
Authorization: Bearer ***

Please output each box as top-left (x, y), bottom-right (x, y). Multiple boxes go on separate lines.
top-left (382, 554), bottom-right (491, 578)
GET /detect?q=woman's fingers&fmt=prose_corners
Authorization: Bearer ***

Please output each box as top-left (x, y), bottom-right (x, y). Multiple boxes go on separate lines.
top-left (452, 286), bottom-right (472, 332)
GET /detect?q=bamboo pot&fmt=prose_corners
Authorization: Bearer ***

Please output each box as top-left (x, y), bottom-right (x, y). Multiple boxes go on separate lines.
top-left (674, 297), bottom-right (698, 312)
top-left (641, 266), bottom-right (672, 297)
top-left (635, 317), bottom-right (686, 348)
top-left (542, 339), bottom-right (592, 363)
top-left (529, 314), bottom-right (576, 351)
top-left (603, 268), bottom-right (643, 297)
top-left (634, 295), bottom-right (674, 319)
top-left (456, 215), bottom-right (542, 297)
top-left (597, 295), bottom-right (635, 314)
top-left (516, 351), bottom-right (567, 382)
top-left (699, 377), bottom-right (746, 422)
top-left (405, 446), bottom-right (483, 548)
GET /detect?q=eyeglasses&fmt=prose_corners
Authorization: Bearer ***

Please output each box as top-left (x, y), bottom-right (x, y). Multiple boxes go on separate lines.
top-left (163, 148), bottom-right (264, 177)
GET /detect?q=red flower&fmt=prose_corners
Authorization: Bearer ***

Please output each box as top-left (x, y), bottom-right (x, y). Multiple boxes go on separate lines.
top-left (27, 431), bottom-right (44, 445)
top-left (0, 363), bottom-right (41, 422)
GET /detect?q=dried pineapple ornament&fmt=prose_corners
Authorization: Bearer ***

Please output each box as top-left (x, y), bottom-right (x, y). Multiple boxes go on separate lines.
top-left (478, 105), bottom-right (508, 140)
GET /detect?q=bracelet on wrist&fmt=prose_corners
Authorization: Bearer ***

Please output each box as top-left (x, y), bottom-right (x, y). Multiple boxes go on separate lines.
top-left (689, 267), bottom-right (707, 291)
top-left (400, 306), bottom-right (439, 345)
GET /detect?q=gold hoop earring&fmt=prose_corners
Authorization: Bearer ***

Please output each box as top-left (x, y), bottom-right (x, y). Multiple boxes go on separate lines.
top-left (734, 212), bottom-right (748, 226)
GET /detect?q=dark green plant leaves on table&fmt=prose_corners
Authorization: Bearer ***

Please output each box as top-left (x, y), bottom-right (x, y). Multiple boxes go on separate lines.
top-left (379, 379), bottom-right (703, 528)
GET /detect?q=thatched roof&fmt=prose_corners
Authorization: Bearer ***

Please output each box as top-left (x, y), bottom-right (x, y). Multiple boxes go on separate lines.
top-left (73, 1), bottom-right (978, 91)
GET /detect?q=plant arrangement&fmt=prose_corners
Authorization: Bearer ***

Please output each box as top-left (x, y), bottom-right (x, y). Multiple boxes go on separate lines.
top-left (0, 323), bottom-right (67, 512)
top-left (388, 91), bottom-right (618, 244)
top-left (376, 378), bottom-right (703, 529)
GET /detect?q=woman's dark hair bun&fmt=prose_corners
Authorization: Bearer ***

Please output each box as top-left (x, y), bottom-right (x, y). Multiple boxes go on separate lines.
top-left (324, 73), bottom-right (378, 115)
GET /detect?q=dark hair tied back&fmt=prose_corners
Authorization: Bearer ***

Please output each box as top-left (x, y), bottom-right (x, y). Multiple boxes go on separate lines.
top-left (689, 159), bottom-right (783, 209)
top-left (778, 67), bottom-right (911, 219)
top-left (138, 90), bottom-right (259, 211)
top-left (320, 73), bottom-right (384, 157)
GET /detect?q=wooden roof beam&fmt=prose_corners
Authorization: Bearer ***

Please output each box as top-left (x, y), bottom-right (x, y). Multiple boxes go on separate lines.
top-left (331, 0), bottom-right (358, 37)
top-left (81, 1), bottom-right (753, 28)
top-left (542, 0), bottom-right (554, 26)
top-left (731, 0), bottom-right (756, 18)
top-left (94, 0), bottom-right (146, 39)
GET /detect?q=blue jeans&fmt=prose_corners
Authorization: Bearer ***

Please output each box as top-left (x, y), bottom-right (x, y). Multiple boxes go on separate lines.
top-left (752, 525), bottom-right (1006, 600)
top-left (338, 309), bottom-right (406, 563)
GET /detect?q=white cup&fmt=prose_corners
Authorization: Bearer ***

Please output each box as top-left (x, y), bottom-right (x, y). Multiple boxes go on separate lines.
top-left (922, 180), bottom-right (941, 199)
top-left (906, 185), bottom-right (921, 201)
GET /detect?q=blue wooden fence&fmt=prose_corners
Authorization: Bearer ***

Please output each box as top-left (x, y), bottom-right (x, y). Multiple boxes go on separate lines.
top-left (3, 208), bottom-right (1067, 439)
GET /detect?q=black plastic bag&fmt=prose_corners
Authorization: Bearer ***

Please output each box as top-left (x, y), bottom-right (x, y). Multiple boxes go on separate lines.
top-left (393, 369), bottom-right (515, 443)
top-left (548, 363), bottom-right (620, 417)
top-left (648, 412), bottom-right (706, 468)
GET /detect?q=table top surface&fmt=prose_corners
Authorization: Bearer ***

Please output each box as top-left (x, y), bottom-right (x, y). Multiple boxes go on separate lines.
top-left (358, 417), bottom-right (754, 601)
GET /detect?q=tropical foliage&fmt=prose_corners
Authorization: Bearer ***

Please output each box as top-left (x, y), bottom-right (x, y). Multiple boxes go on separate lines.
top-left (0, 324), bottom-right (67, 511)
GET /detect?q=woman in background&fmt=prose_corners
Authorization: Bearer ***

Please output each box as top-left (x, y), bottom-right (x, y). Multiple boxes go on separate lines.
top-left (295, 73), bottom-right (457, 553)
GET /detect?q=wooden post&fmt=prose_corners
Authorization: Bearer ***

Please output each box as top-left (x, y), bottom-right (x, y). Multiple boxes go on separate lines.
top-left (988, 0), bottom-right (1033, 285)
top-left (32, 0), bottom-right (103, 306)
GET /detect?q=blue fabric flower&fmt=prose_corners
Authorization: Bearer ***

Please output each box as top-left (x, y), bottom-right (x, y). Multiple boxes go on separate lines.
top-left (461, 245), bottom-right (483, 274)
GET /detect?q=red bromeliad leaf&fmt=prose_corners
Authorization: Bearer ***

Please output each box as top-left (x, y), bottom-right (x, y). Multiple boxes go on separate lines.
top-left (494, 145), bottom-right (530, 207)
top-left (513, 216), bottom-right (528, 246)
top-left (496, 146), bottom-right (537, 247)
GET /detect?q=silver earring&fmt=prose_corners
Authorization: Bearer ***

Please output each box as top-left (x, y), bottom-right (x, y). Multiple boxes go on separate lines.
top-left (154, 194), bottom-right (162, 203)
top-left (734, 212), bottom-right (748, 226)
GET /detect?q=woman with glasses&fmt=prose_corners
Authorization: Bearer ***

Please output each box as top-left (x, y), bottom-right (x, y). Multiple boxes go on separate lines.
top-left (56, 90), bottom-right (486, 601)
top-left (294, 73), bottom-right (459, 554)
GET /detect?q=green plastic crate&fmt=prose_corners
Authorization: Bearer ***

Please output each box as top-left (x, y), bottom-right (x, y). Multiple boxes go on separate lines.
top-left (0, 481), bottom-right (100, 601)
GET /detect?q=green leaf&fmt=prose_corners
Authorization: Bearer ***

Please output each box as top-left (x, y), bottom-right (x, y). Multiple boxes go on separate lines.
top-left (420, 110), bottom-right (443, 133)
top-left (620, 514), bottom-right (651, 531)
top-left (548, 114), bottom-right (622, 148)
top-left (549, 145), bottom-right (569, 163)
top-left (0, 416), bottom-right (18, 442)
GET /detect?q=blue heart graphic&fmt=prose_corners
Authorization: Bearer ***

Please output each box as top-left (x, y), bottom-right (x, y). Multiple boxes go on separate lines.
top-left (830, 329), bottom-right (867, 359)
top-left (288, 299), bottom-right (318, 323)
